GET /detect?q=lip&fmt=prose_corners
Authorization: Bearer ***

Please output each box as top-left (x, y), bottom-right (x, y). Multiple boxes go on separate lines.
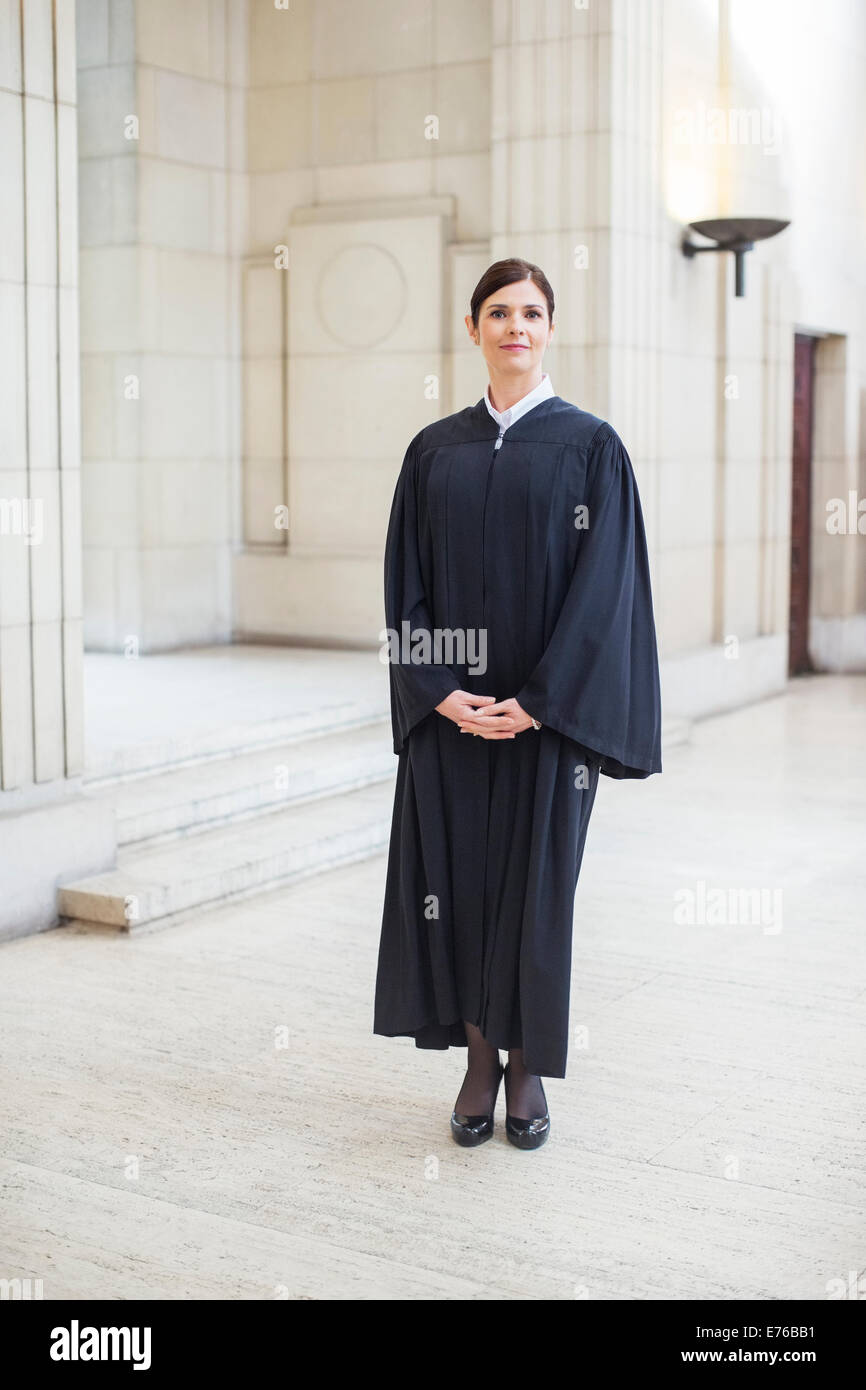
top-left (500, 344), bottom-right (529, 351)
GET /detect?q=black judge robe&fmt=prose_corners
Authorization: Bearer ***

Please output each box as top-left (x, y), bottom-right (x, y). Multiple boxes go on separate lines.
top-left (372, 394), bottom-right (662, 1078)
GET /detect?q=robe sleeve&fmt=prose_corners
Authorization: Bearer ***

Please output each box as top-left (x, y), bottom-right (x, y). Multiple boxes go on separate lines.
top-left (384, 433), bottom-right (461, 754)
top-left (513, 423), bottom-right (663, 779)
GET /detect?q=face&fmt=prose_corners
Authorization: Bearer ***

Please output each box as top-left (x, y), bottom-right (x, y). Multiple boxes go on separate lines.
top-left (465, 278), bottom-right (554, 379)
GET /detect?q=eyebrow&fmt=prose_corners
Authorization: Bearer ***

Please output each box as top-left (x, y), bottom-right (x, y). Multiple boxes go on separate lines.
top-left (487, 303), bottom-right (544, 310)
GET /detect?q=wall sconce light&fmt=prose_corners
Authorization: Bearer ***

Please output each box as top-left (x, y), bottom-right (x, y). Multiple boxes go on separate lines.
top-left (681, 217), bottom-right (790, 297)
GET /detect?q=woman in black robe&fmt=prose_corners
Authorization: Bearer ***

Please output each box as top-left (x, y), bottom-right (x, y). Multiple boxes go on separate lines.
top-left (373, 258), bottom-right (662, 1148)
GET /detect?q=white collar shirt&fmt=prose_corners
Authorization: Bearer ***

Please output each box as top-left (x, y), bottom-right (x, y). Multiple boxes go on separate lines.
top-left (484, 372), bottom-right (555, 439)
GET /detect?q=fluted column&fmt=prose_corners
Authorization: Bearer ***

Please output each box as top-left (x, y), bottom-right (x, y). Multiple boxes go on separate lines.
top-left (0, 0), bottom-right (114, 941)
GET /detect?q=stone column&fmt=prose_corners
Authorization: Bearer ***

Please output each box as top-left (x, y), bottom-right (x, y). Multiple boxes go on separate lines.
top-left (0, 0), bottom-right (114, 941)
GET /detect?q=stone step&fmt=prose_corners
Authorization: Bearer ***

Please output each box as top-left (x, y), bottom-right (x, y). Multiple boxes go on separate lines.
top-left (59, 715), bottom-right (690, 933)
top-left (58, 777), bottom-right (396, 933)
top-left (105, 720), bottom-right (395, 847)
top-left (84, 697), bottom-right (390, 786)
top-left (110, 712), bottom-right (688, 848)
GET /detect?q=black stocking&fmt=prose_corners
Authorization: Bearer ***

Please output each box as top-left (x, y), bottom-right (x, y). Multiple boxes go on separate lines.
top-left (505, 1047), bottom-right (547, 1120)
top-left (454, 1021), bottom-right (502, 1115)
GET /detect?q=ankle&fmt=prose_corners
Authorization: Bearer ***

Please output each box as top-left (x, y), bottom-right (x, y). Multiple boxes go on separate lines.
top-left (468, 1050), bottom-right (501, 1073)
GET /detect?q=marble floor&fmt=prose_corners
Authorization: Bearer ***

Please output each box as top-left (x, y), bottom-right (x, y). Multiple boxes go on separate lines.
top-left (1, 673), bottom-right (864, 1299)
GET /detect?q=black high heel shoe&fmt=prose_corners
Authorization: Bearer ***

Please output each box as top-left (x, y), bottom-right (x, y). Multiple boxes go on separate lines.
top-left (503, 1062), bottom-right (550, 1149)
top-left (450, 1059), bottom-right (504, 1147)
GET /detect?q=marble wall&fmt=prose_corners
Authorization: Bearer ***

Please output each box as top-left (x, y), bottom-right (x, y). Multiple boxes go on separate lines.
top-left (67, 0), bottom-right (866, 681)
top-left (76, 0), bottom-right (248, 649)
top-left (233, 0), bottom-right (866, 705)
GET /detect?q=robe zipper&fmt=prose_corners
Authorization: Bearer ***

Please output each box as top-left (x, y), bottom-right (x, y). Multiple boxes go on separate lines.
top-left (479, 428), bottom-right (504, 1037)
top-left (481, 428), bottom-right (505, 617)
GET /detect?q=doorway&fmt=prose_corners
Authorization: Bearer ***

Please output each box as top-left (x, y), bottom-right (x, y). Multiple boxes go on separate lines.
top-left (789, 333), bottom-right (817, 675)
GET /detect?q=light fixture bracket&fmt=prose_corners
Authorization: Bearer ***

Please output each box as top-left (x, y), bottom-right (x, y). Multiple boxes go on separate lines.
top-left (681, 217), bottom-right (790, 297)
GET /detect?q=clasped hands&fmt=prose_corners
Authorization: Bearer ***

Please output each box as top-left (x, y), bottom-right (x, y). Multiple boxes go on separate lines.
top-left (435, 690), bottom-right (535, 739)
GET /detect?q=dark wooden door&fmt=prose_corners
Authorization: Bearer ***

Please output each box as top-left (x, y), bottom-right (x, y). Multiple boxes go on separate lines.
top-left (789, 334), bottom-right (816, 675)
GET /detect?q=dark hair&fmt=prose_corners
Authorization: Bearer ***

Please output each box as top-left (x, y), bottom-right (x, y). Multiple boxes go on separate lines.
top-left (469, 258), bottom-right (555, 329)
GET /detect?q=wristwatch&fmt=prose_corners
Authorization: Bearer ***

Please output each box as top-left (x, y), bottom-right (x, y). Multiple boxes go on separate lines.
top-left (530, 716), bottom-right (542, 731)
